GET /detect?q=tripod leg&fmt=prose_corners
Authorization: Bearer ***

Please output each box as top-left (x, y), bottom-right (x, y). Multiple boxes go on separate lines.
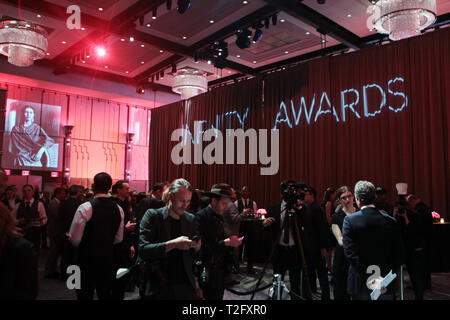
top-left (292, 217), bottom-right (312, 298)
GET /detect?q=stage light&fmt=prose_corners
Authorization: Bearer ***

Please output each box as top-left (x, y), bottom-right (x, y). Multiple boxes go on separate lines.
top-left (177, 0), bottom-right (191, 14)
top-left (235, 29), bottom-right (252, 49)
top-left (253, 28), bottom-right (263, 43)
top-left (136, 87), bottom-right (145, 94)
top-left (96, 46), bottom-right (106, 57)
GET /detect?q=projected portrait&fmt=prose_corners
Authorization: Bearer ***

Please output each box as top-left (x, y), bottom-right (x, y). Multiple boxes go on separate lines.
top-left (2, 100), bottom-right (61, 169)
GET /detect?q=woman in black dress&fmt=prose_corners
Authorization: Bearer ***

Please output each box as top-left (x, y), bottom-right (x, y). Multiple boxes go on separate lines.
top-left (331, 186), bottom-right (355, 300)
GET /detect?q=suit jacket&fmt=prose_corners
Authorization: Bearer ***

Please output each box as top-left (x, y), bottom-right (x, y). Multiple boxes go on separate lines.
top-left (343, 206), bottom-right (405, 297)
top-left (46, 198), bottom-right (61, 238)
top-left (58, 197), bottom-right (83, 235)
top-left (136, 197), bottom-right (164, 223)
top-left (137, 206), bottom-right (198, 297)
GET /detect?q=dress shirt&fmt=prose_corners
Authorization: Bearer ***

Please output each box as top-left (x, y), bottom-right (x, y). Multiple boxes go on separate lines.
top-left (69, 194), bottom-right (124, 246)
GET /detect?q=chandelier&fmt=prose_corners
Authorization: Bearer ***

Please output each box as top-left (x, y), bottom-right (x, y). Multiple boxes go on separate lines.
top-left (171, 67), bottom-right (208, 100)
top-left (373, 0), bottom-right (437, 41)
top-left (0, 20), bottom-right (48, 67)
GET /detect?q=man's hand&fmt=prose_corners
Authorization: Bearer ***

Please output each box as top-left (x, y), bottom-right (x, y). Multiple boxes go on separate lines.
top-left (125, 221), bottom-right (136, 231)
top-left (12, 226), bottom-right (24, 237)
top-left (243, 208), bottom-right (252, 215)
top-left (263, 217), bottom-right (275, 227)
top-left (191, 238), bottom-right (201, 252)
top-left (224, 235), bottom-right (242, 248)
top-left (166, 236), bottom-right (192, 251)
top-left (367, 277), bottom-right (387, 294)
top-left (130, 245), bottom-right (135, 259)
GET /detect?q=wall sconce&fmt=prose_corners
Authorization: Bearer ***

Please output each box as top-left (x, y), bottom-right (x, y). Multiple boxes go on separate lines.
top-left (64, 125), bottom-right (74, 137)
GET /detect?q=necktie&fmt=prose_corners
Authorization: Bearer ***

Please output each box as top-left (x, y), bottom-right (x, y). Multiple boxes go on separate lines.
top-left (283, 212), bottom-right (290, 244)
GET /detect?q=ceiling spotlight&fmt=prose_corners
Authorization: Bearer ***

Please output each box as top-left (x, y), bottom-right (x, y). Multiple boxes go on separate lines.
top-left (160, 70), bottom-right (164, 79)
top-left (136, 87), bottom-right (145, 94)
top-left (177, 0), bottom-right (191, 14)
top-left (280, 19), bottom-right (285, 23)
top-left (95, 46), bottom-right (106, 57)
top-left (253, 28), bottom-right (263, 43)
top-left (235, 29), bottom-right (252, 49)
top-left (242, 1), bottom-right (249, 4)
top-left (182, 36), bottom-right (187, 40)
top-left (146, 23), bottom-right (151, 27)
top-left (129, 36), bottom-right (135, 42)
top-left (167, 0), bottom-right (172, 10)
top-left (98, 8), bottom-right (104, 11)
top-left (317, 0), bottom-right (325, 4)
top-left (152, 7), bottom-right (157, 19)
top-left (160, 50), bottom-right (164, 53)
top-left (37, 14), bottom-right (42, 18)
top-left (271, 14), bottom-right (277, 26)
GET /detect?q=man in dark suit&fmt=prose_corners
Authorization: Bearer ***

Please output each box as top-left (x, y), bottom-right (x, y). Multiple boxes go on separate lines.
top-left (343, 180), bottom-right (405, 300)
top-left (137, 178), bottom-right (201, 300)
top-left (136, 183), bottom-right (165, 223)
top-left (196, 184), bottom-right (243, 300)
top-left (59, 185), bottom-right (84, 280)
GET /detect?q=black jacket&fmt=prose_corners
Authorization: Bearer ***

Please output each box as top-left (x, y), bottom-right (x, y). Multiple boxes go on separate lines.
top-left (343, 206), bottom-right (405, 297)
top-left (137, 206), bottom-right (198, 297)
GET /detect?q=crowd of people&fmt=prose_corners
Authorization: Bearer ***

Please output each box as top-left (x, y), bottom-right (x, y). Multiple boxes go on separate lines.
top-left (0, 168), bottom-right (435, 301)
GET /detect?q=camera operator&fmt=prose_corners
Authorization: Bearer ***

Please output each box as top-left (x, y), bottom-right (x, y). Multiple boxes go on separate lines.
top-left (137, 178), bottom-right (201, 300)
top-left (196, 184), bottom-right (243, 300)
top-left (263, 179), bottom-right (308, 300)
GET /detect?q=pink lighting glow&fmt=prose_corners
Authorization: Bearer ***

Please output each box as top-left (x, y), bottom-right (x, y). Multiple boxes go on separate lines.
top-left (432, 211), bottom-right (440, 219)
top-left (21, 170), bottom-right (30, 176)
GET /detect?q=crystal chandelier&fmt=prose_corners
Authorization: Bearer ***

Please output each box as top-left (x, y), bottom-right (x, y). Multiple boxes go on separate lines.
top-left (171, 67), bottom-right (208, 100)
top-left (0, 20), bottom-right (48, 67)
top-left (373, 0), bottom-right (437, 41)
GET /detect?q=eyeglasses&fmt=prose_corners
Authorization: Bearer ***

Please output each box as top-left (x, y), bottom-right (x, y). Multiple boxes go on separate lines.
top-left (340, 195), bottom-right (353, 200)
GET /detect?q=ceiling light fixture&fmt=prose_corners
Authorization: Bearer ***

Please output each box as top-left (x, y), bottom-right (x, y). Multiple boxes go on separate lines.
top-left (152, 7), bottom-right (157, 20)
top-left (373, 0), bottom-right (436, 41)
top-left (235, 29), bottom-right (252, 49)
top-left (252, 28), bottom-right (263, 43)
top-left (0, 20), bottom-right (49, 67)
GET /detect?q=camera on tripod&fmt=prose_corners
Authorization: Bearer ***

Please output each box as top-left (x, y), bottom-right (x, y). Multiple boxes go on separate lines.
top-left (281, 181), bottom-right (307, 208)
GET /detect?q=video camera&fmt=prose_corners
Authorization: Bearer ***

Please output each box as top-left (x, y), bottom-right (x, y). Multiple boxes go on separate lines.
top-left (281, 181), bottom-right (307, 205)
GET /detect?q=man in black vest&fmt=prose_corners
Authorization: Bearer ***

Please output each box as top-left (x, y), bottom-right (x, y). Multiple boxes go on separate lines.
top-left (138, 178), bottom-right (201, 300)
top-left (197, 184), bottom-right (243, 300)
top-left (14, 184), bottom-right (47, 257)
top-left (69, 172), bottom-right (124, 300)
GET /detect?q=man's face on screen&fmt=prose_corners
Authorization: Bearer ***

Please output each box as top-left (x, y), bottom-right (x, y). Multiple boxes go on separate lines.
top-left (24, 107), bottom-right (34, 125)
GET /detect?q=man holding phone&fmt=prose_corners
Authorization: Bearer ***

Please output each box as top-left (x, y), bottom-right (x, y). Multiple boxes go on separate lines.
top-left (196, 184), bottom-right (243, 300)
top-left (137, 178), bottom-right (202, 300)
